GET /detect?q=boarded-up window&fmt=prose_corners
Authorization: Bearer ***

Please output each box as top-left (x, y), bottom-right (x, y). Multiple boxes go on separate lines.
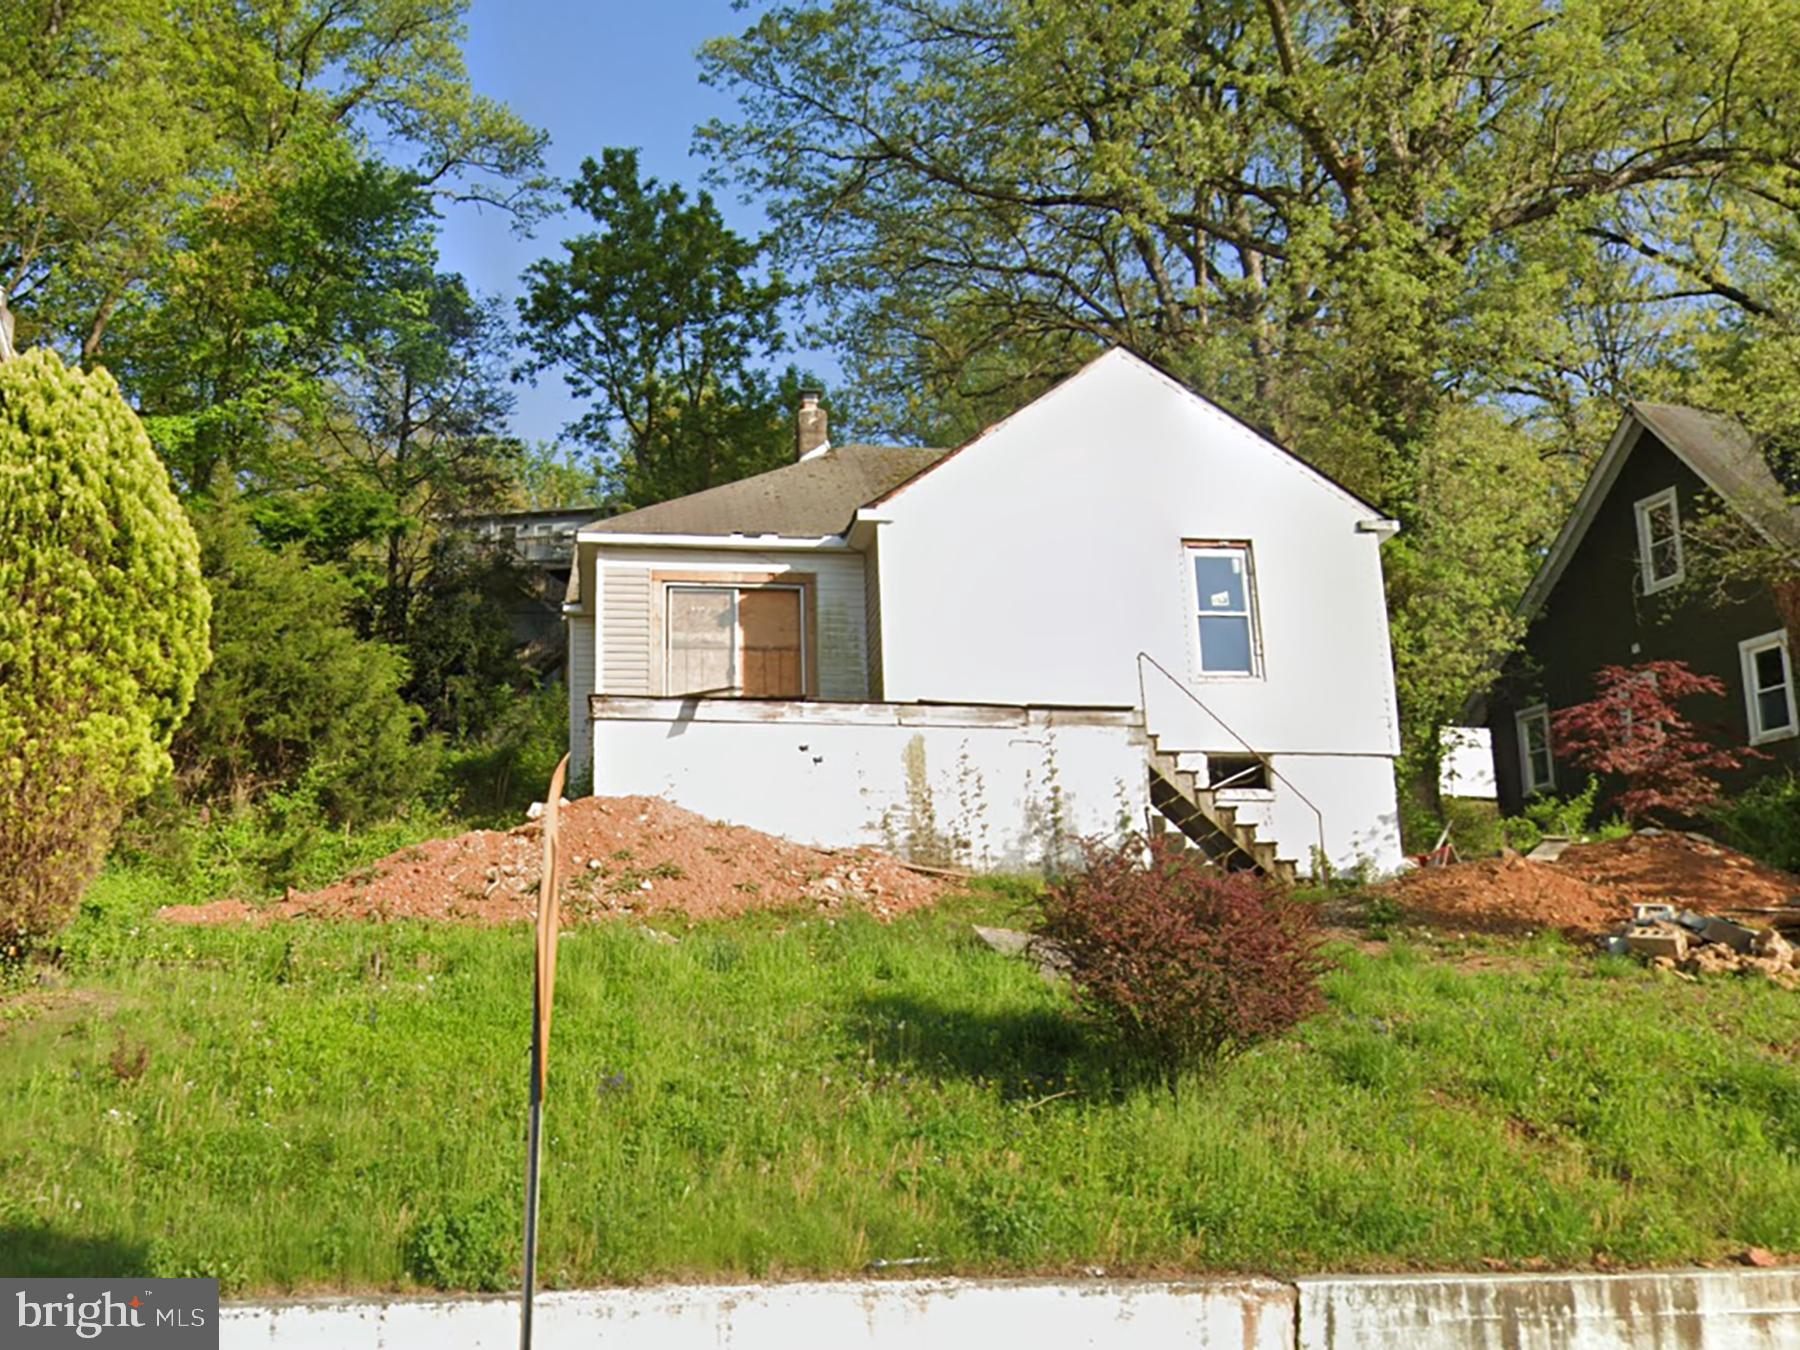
top-left (666, 587), bottom-right (736, 695)
top-left (665, 584), bottom-right (805, 698)
top-left (738, 589), bottom-right (803, 696)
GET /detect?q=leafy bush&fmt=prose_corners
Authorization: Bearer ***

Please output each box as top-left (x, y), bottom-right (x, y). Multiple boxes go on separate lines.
top-left (1038, 836), bottom-right (1325, 1070)
top-left (1523, 780), bottom-right (1602, 838)
top-left (1713, 774), bottom-right (1800, 872)
top-left (403, 1197), bottom-right (516, 1291)
top-left (112, 773), bottom-right (452, 902)
top-left (440, 684), bottom-right (570, 824)
top-left (171, 503), bottom-right (434, 826)
top-left (0, 349), bottom-right (209, 948)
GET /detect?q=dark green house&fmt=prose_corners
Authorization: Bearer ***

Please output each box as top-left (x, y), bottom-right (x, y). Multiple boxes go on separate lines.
top-left (1480, 402), bottom-right (1800, 815)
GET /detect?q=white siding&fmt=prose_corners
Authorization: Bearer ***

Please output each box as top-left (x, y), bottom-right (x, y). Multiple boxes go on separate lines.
top-left (873, 349), bottom-right (1403, 871)
top-left (601, 565), bottom-right (653, 695)
top-left (863, 530), bottom-right (885, 700)
top-left (566, 613), bottom-right (596, 788)
top-left (594, 545), bottom-right (869, 700)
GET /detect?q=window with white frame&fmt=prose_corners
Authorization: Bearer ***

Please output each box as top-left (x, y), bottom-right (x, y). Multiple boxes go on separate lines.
top-left (1187, 543), bottom-right (1259, 676)
top-left (1740, 630), bottom-right (1797, 744)
top-left (1515, 704), bottom-right (1554, 795)
top-left (664, 584), bottom-right (806, 698)
top-left (1634, 487), bottom-right (1684, 594)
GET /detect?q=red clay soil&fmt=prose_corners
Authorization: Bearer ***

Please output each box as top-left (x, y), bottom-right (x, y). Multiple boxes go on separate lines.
top-left (158, 796), bottom-right (947, 927)
top-left (1379, 832), bottom-right (1800, 940)
top-left (1557, 832), bottom-right (1800, 916)
top-left (1381, 855), bottom-right (1630, 939)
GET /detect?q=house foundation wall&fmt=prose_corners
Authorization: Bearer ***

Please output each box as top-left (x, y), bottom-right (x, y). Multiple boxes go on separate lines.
top-left (588, 698), bottom-right (1148, 871)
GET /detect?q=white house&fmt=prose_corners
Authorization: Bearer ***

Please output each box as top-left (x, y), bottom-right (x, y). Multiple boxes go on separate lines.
top-left (564, 349), bottom-right (1405, 877)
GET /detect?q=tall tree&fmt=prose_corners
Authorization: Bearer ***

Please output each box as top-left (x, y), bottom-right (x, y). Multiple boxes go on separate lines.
top-left (700, 0), bottom-right (1800, 794)
top-left (518, 148), bottom-right (804, 507)
top-left (1, 0), bottom-right (547, 363)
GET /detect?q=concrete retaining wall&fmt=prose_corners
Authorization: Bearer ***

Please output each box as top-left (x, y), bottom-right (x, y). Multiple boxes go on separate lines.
top-left (221, 1270), bottom-right (1800, 1349)
top-left (589, 697), bottom-right (1149, 871)
top-left (221, 1278), bottom-right (1293, 1349)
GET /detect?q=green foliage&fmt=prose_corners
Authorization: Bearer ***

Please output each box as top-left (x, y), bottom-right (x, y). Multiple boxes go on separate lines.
top-left (403, 1198), bottom-right (516, 1292)
top-left (1712, 774), bottom-right (1800, 873)
top-left (519, 148), bottom-right (811, 507)
top-left (400, 538), bottom-right (537, 740)
top-left (0, 349), bottom-right (209, 945)
top-left (1523, 781), bottom-right (1604, 840)
top-left (701, 0), bottom-right (1800, 783)
top-left (170, 504), bottom-right (432, 826)
top-left (113, 784), bottom-right (452, 903)
top-left (2, 1), bottom-right (545, 363)
top-left (11, 885), bottom-right (1800, 1288)
top-left (440, 686), bottom-right (570, 825)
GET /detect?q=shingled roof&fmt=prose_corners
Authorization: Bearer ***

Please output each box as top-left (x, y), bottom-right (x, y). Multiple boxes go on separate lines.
top-left (1629, 401), bottom-right (1800, 548)
top-left (583, 444), bottom-right (946, 540)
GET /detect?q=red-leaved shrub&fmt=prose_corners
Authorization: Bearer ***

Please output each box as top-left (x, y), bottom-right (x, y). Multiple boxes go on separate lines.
top-left (1038, 835), bottom-right (1325, 1069)
top-left (1550, 660), bottom-right (1763, 823)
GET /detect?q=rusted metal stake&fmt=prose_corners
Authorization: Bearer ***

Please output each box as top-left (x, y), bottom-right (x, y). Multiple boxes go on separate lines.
top-left (520, 755), bottom-right (569, 1350)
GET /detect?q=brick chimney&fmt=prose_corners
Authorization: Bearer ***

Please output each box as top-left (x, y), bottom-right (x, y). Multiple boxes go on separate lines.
top-left (796, 388), bottom-right (828, 460)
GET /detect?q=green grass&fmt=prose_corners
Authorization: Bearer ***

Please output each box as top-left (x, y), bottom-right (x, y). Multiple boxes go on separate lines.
top-left (5, 865), bottom-right (1800, 1292)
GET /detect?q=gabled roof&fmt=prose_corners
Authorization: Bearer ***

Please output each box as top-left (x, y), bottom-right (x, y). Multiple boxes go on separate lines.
top-left (864, 346), bottom-right (1395, 526)
top-left (1517, 400), bottom-right (1800, 618)
top-left (582, 443), bottom-right (945, 540)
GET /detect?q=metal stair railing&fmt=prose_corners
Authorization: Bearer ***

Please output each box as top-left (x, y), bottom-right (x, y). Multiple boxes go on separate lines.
top-left (1135, 650), bottom-right (1329, 880)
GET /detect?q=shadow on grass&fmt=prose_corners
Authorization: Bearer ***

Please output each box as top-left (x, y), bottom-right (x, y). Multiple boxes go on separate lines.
top-left (850, 991), bottom-right (1150, 1099)
top-left (0, 1225), bottom-right (151, 1278)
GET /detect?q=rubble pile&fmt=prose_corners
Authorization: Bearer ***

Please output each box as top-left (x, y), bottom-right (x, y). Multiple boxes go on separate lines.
top-left (1618, 905), bottom-right (1800, 988)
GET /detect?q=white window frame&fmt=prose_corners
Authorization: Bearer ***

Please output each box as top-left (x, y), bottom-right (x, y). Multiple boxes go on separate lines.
top-left (1185, 542), bottom-right (1262, 679)
top-left (1515, 704), bottom-right (1555, 796)
top-left (1739, 629), bottom-right (1798, 745)
top-left (1634, 486), bottom-right (1684, 595)
top-left (663, 582), bottom-right (808, 698)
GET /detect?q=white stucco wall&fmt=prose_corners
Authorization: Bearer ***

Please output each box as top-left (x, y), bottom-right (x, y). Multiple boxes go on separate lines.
top-left (590, 699), bottom-right (1147, 870)
top-left (870, 350), bottom-right (1404, 871)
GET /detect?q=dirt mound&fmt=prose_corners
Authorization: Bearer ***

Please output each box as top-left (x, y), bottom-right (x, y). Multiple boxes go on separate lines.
top-left (1382, 855), bottom-right (1629, 938)
top-left (158, 796), bottom-right (947, 926)
top-left (1557, 831), bottom-right (1800, 916)
top-left (1378, 832), bottom-right (1800, 940)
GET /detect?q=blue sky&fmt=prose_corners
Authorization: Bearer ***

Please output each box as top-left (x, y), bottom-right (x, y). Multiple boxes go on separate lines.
top-left (435, 0), bottom-right (826, 447)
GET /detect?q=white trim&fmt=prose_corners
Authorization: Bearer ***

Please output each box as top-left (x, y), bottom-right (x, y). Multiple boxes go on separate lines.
top-left (1184, 542), bottom-right (1262, 679)
top-left (1739, 629), bottom-right (1798, 746)
top-left (577, 530), bottom-right (848, 550)
top-left (1633, 486), bottom-right (1685, 595)
top-left (1515, 703), bottom-right (1554, 795)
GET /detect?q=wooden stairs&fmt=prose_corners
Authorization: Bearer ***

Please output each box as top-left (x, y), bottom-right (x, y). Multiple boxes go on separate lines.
top-left (1146, 736), bottom-right (1298, 886)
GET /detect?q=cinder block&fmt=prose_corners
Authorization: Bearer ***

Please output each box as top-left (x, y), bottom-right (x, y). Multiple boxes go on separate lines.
top-left (1700, 917), bottom-right (1757, 953)
top-left (1626, 929), bottom-right (1688, 961)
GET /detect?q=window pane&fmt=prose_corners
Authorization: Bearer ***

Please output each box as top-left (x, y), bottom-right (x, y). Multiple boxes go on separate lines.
top-left (1646, 501), bottom-right (1673, 540)
top-left (1529, 747), bottom-right (1552, 786)
top-left (1193, 553), bottom-right (1246, 613)
top-left (1755, 645), bottom-right (1787, 692)
top-left (1198, 615), bottom-right (1253, 673)
top-left (1650, 538), bottom-right (1679, 581)
top-left (667, 588), bottom-right (735, 695)
top-left (1759, 687), bottom-right (1793, 733)
top-left (738, 589), bottom-right (804, 698)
